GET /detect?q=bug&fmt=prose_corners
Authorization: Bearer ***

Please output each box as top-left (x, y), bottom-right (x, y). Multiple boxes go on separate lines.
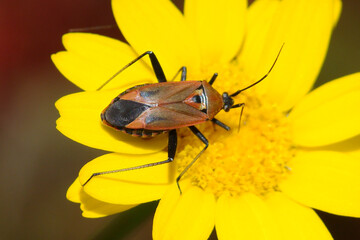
top-left (83, 46), bottom-right (284, 193)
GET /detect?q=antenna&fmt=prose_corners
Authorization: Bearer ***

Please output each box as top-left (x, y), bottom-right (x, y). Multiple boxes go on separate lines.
top-left (230, 43), bottom-right (285, 97)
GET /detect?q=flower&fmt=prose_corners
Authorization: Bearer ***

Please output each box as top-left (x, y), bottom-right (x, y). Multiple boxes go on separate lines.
top-left (52, 0), bottom-right (360, 239)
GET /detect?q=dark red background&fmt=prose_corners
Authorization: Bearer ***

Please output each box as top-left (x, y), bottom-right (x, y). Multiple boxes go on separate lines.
top-left (0, 0), bottom-right (359, 239)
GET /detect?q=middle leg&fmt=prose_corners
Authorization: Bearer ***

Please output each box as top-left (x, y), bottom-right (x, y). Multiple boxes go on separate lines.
top-left (176, 126), bottom-right (208, 194)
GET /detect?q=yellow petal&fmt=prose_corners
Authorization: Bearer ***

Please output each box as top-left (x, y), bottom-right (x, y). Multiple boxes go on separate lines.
top-left (313, 135), bottom-right (360, 160)
top-left (333, 0), bottom-right (342, 26)
top-left (79, 152), bottom-right (175, 205)
top-left (290, 73), bottom-right (360, 147)
top-left (216, 193), bottom-right (280, 240)
top-left (265, 192), bottom-right (332, 240)
top-left (112, 0), bottom-right (201, 78)
top-left (55, 90), bottom-right (167, 153)
top-left (280, 151), bottom-right (360, 217)
top-left (67, 178), bottom-right (136, 218)
top-left (80, 194), bottom-right (136, 218)
top-left (184, 0), bottom-right (246, 65)
top-left (52, 33), bottom-right (155, 91)
top-left (153, 184), bottom-right (215, 240)
top-left (240, 0), bottom-right (340, 110)
top-left (67, 178), bottom-right (82, 203)
top-left (239, 0), bottom-right (280, 76)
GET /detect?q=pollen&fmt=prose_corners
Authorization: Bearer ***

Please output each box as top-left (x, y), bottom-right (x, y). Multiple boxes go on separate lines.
top-left (176, 66), bottom-right (295, 198)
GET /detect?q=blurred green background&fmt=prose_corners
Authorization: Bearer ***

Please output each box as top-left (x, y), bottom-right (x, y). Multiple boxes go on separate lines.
top-left (0, 0), bottom-right (359, 239)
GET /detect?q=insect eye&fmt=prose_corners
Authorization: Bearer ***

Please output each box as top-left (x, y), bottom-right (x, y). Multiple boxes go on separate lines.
top-left (192, 95), bottom-right (202, 103)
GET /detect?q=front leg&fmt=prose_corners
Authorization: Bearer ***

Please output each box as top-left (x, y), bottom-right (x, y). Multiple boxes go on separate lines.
top-left (211, 118), bottom-right (230, 131)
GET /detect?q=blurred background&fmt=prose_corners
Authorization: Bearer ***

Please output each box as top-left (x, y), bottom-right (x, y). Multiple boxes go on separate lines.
top-left (0, 0), bottom-right (359, 239)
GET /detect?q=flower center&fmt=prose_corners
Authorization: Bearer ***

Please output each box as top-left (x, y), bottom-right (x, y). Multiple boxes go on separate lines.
top-left (176, 64), bottom-right (295, 198)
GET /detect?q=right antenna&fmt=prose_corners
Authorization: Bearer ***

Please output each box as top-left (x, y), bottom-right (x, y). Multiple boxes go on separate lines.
top-left (230, 43), bottom-right (285, 97)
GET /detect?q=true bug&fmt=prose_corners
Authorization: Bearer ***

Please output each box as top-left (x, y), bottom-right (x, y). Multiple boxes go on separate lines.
top-left (83, 46), bottom-right (284, 192)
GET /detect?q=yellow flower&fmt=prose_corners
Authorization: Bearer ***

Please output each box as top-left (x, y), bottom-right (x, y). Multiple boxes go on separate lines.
top-left (53, 0), bottom-right (360, 239)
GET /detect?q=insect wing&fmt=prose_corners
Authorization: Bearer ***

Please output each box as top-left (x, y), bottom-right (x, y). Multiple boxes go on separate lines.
top-left (120, 81), bottom-right (202, 105)
top-left (125, 102), bottom-right (208, 130)
top-left (102, 99), bottom-right (150, 128)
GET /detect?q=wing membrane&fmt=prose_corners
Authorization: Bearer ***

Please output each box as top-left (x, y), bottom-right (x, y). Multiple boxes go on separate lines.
top-left (126, 102), bottom-right (208, 130)
top-left (121, 81), bottom-right (202, 104)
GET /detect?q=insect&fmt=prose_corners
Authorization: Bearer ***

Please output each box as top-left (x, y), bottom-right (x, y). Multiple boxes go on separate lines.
top-left (83, 46), bottom-right (284, 193)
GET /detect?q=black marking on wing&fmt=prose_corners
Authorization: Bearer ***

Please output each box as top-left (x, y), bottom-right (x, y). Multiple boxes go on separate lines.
top-left (140, 89), bottom-right (160, 98)
top-left (145, 115), bottom-right (167, 125)
top-left (195, 84), bottom-right (208, 114)
top-left (104, 99), bottom-right (150, 127)
top-left (192, 95), bottom-right (202, 103)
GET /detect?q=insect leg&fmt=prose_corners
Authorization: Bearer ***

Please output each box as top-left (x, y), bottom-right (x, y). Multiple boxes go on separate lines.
top-left (231, 103), bottom-right (245, 132)
top-left (208, 73), bottom-right (218, 85)
top-left (211, 118), bottom-right (230, 131)
top-left (82, 130), bottom-right (177, 186)
top-left (176, 126), bottom-right (208, 194)
top-left (97, 51), bottom-right (167, 90)
top-left (170, 66), bottom-right (187, 81)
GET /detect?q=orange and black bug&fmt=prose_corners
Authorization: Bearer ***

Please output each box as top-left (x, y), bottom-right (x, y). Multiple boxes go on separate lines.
top-left (84, 46), bottom-right (284, 192)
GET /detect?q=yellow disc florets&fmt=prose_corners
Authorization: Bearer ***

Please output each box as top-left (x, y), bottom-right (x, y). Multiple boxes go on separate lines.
top-left (176, 64), bottom-right (295, 198)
